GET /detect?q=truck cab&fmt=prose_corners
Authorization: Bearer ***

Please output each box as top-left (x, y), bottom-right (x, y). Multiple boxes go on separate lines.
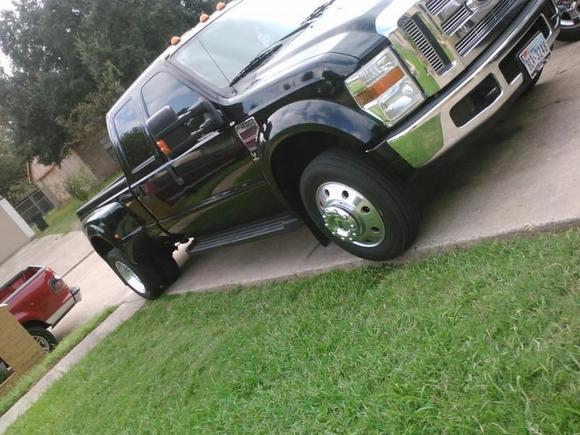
top-left (78, 0), bottom-right (560, 299)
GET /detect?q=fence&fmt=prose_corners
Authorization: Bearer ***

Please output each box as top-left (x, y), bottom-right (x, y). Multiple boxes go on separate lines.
top-left (14, 190), bottom-right (55, 225)
top-left (0, 305), bottom-right (44, 396)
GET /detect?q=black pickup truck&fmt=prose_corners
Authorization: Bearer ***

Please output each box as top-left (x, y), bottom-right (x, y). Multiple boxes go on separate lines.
top-left (78, 0), bottom-right (560, 299)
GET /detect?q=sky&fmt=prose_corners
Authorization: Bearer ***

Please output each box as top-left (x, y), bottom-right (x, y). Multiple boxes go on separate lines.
top-left (0, 0), bottom-right (14, 73)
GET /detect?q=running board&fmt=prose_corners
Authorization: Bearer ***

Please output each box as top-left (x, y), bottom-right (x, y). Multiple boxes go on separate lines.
top-left (187, 214), bottom-right (302, 256)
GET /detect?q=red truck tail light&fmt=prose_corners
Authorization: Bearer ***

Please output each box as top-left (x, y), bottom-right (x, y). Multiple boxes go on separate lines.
top-left (49, 276), bottom-right (66, 293)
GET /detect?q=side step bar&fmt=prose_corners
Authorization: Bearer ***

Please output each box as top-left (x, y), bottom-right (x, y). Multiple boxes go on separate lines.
top-left (187, 214), bottom-right (302, 256)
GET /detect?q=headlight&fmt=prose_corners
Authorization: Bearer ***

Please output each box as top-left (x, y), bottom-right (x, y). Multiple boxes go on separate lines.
top-left (346, 48), bottom-right (424, 127)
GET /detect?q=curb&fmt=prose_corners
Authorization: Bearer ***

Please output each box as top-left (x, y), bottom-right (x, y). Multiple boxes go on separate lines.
top-left (169, 217), bottom-right (580, 296)
top-left (0, 299), bottom-right (145, 434)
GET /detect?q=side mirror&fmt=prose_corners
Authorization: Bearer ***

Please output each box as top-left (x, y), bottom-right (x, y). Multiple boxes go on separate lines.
top-left (146, 100), bottom-right (225, 156)
top-left (146, 106), bottom-right (179, 139)
top-left (146, 106), bottom-right (189, 155)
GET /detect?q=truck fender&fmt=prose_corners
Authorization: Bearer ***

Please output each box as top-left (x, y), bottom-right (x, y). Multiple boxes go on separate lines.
top-left (260, 99), bottom-right (385, 166)
top-left (259, 99), bottom-right (386, 197)
top-left (257, 100), bottom-right (387, 245)
top-left (83, 202), bottom-right (150, 263)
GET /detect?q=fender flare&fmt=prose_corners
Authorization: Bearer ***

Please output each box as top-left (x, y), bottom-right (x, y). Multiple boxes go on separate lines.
top-left (259, 99), bottom-right (387, 201)
top-left (83, 202), bottom-right (159, 263)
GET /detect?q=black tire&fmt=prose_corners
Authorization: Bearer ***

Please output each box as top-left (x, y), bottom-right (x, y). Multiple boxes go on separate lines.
top-left (106, 248), bottom-right (165, 300)
top-left (558, 25), bottom-right (580, 42)
top-left (153, 252), bottom-right (180, 286)
top-left (26, 326), bottom-right (58, 353)
top-left (300, 149), bottom-right (419, 261)
top-left (558, 2), bottom-right (580, 42)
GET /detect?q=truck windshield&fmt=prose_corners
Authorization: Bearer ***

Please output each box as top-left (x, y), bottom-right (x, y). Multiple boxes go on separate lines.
top-left (173, 0), bottom-right (331, 88)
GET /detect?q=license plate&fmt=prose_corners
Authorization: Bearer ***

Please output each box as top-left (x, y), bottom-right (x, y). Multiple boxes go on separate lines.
top-left (519, 33), bottom-right (551, 79)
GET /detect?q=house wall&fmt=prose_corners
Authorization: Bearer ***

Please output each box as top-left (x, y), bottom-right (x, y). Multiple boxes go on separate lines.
top-left (0, 198), bottom-right (34, 264)
top-left (74, 131), bottom-right (120, 180)
top-left (31, 151), bottom-right (94, 205)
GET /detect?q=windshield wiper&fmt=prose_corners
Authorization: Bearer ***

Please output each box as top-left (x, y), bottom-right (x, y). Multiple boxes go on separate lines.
top-left (300, 0), bottom-right (336, 26)
top-left (230, 1), bottom-right (336, 86)
top-left (230, 43), bottom-right (283, 86)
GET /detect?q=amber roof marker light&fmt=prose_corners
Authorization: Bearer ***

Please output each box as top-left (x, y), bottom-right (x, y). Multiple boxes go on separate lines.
top-left (216, 2), bottom-right (226, 11)
top-left (200, 12), bottom-right (210, 23)
top-left (170, 36), bottom-right (181, 46)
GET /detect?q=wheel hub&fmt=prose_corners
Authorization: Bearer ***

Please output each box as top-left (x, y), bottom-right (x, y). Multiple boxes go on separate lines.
top-left (33, 336), bottom-right (50, 353)
top-left (115, 261), bottom-right (146, 295)
top-left (316, 182), bottom-right (386, 248)
top-left (321, 206), bottom-right (361, 242)
top-left (559, 0), bottom-right (580, 27)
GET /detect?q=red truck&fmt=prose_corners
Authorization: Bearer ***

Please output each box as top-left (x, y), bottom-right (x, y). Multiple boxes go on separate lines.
top-left (0, 266), bottom-right (81, 352)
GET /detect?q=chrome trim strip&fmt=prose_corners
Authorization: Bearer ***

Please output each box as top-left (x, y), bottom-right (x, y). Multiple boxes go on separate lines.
top-left (46, 296), bottom-right (76, 326)
top-left (382, 0), bottom-right (558, 167)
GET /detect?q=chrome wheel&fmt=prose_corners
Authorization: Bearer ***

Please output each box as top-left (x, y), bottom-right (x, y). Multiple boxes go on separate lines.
top-left (33, 335), bottom-right (51, 353)
top-left (560, 1), bottom-right (580, 28)
top-left (317, 182), bottom-right (385, 248)
top-left (115, 261), bottom-right (146, 294)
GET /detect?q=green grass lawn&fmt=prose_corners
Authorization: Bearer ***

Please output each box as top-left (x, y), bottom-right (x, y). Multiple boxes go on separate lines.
top-left (35, 172), bottom-right (122, 237)
top-left (7, 231), bottom-right (580, 433)
top-left (35, 198), bottom-right (84, 237)
top-left (0, 308), bottom-right (115, 417)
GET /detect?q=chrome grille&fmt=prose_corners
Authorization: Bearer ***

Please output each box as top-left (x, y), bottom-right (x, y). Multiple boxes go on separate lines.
top-left (456, 0), bottom-right (518, 56)
top-left (441, 3), bottom-right (473, 35)
top-left (385, 0), bottom-right (527, 93)
top-left (425, 0), bottom-right (452, 15)
top-left (402, 17), bottom-right (449, 74)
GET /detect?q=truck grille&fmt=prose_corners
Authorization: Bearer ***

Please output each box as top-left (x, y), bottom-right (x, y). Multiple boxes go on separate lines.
top-left (425, 0), bottom-right (452, 15)
top-left (401, 17), bottom-right (450, 74)
top-left (401, 0), bottom-right (524, 76)
top-left (456, 0), bottom-right (518, 56)
top-left (441, 3), bottom-right (472, 35)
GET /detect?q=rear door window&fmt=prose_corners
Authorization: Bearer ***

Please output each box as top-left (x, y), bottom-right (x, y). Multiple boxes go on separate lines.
top-left (142, 71), bottom-right (201, 116)
top-left (113, 100), bottom-right (154, 170)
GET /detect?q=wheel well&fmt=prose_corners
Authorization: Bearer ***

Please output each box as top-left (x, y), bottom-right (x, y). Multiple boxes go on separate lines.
top-left (270, 132), bottom-right (348, 215)
top-left (91, 237), bottom-right (114, 259)
top-left (22, 320), bottom-right (50, 330)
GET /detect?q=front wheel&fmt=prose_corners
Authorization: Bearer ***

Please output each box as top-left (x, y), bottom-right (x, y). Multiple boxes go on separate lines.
top-left (107, 249), bottom-right (165, 300)
top-left (300, 150), bottom-right (419, 261)
top-left (558, 2), bottom-right (580, 41)
top-left (26, 326), bottom-right (58, 353)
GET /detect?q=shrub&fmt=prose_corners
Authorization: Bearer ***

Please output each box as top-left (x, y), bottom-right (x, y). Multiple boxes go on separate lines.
top-left (64, 169), bottom-right (97, 201)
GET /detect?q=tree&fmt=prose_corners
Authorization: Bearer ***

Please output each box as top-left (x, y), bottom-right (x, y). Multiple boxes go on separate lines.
top-left (0, 0), bottom-right (212, 166)
top-left (0, 0), bottom-right (93, 165)
top-left (181, 0), bottom-right (215, 16)
top-left (0, 127), bottom-right (28, 202)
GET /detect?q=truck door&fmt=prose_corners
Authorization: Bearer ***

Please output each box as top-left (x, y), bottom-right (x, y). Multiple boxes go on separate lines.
top-left (133, 71), bottom-right (284, 238)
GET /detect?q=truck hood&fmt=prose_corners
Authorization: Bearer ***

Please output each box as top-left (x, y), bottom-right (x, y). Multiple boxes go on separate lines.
top-left (234, 0), bottom-right (395, 90)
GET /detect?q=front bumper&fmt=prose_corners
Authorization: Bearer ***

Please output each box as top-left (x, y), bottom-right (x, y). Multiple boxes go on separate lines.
top-left (371, 0), bottom-right (560, 168)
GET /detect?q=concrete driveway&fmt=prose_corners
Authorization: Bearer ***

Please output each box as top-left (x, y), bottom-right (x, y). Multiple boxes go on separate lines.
top-left (0, 232), bottom-right (133, 340)
top-left (2, 41), bottom-right (579, 340)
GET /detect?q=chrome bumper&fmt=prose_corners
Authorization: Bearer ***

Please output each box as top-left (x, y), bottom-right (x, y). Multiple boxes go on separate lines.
top-left (378, 0), bottom-right (560, 168)
top-left (46, 287), bottom-right (82, 326)
top-left (70, 286), bottom-right (82, 303)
